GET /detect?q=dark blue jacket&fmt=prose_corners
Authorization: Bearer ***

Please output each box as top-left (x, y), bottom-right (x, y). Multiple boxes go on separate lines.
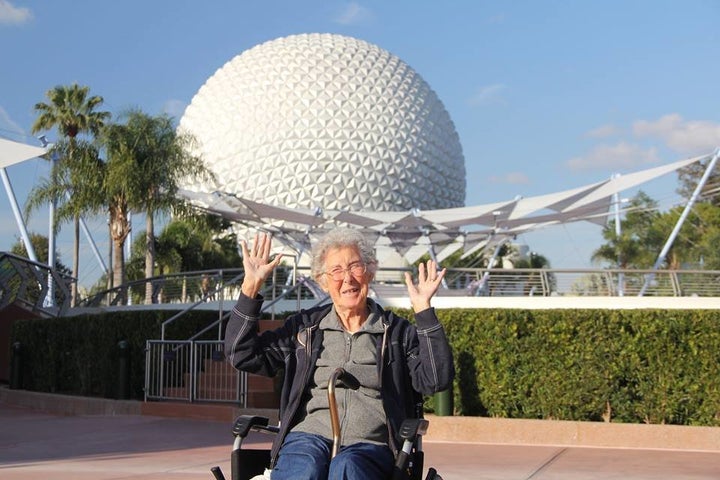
top-left (224, 293), bottom-right (455, 466)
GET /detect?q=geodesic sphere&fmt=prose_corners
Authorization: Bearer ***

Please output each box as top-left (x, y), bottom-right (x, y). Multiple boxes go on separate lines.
top-left (179, 33), bottom-right (465, 211)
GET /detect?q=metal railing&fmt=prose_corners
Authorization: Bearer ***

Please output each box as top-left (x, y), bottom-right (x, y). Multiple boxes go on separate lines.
top-left (6, 258), bottom-right (720, 322)
top-left (81, 267), bottom-right (720, 309)
top-left (144, 276), bottom-right (324, 405)
top-left (0, 252), bottom-right (73, 317)
top-left (435, 267), bottom-right (720, 297)
top-left (145, 339), bottom-right (247, 405)
top-left (79, 268), bottom-right (248, 307)
top-left (79, 266), bottom-right (327, 308)
top-left (372, 267), bottom-right (720, 298)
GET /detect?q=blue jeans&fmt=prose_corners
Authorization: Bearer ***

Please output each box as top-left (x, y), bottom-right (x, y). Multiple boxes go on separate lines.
top-left (271, 431), bottom-right (394, 480)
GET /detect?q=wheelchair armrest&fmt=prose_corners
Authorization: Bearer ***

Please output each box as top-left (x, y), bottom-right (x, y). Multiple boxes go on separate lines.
top-left (398, 418), bottom-right (429, 441)
top-left (255, 424), bottom-right (280, 435)
top-left (393, 418), bottom-right (431, 479)
top-left (232, 415), bottom-right (270, 438)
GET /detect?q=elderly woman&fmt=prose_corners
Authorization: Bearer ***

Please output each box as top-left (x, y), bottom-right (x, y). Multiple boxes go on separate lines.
top-left (224, 228), bottom-right (454, 480)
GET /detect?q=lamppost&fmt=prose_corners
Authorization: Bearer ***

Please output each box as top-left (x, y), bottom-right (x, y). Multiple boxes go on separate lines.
top-left (42, 136), bottom-right (58, 307)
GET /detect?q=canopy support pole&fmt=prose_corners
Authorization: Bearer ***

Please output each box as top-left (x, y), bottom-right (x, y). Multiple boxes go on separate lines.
top-left (639, 148), bottom-right (719, 296)
top-left (1, 167), bottom-right (37, 262)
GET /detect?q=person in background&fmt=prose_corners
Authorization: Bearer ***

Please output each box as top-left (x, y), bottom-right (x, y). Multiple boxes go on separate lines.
top-left (224, 228), bottom-right (454, 479)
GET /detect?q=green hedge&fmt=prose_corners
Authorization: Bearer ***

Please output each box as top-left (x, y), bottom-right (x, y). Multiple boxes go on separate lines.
top-left (10, 309), bottom-right (220, 399)
top-left (430, 308), bottom-right (720, 426)
top-left (10, 308), bottom-right (720, 425)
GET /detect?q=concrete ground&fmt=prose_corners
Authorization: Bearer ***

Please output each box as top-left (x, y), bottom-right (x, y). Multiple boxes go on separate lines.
top-left (3, 401), bottom-right (720, 479)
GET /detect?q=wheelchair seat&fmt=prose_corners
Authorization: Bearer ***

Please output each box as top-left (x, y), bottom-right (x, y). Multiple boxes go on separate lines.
top-left (210, 368), bottom-right (442, 480)
top-left (211, 414), bottom-right (442, 480)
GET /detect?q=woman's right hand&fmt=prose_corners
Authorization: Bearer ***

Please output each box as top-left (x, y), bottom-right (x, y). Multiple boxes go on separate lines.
top-left (240, 233), bottom-right (283, 298)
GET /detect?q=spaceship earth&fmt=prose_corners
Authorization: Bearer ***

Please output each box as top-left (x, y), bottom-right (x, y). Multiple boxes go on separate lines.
top-left (179, 33), bottom-right (466, 212)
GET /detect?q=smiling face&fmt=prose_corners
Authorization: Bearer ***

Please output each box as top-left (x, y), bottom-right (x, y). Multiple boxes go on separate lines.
top-left (319, 245), bottom-right (372, 319)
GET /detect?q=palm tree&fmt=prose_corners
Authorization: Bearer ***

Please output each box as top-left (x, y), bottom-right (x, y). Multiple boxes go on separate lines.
top-left (101, 110), bottom-right (212, 303)
top-left (126, 111), bottom-right (212, 304)
top-left (124, 215), bottom-right (242, 282)
top-left (24, 139), bottom-right (107, 306)
top-left (32, 84), bottom-right (109, 140)
top-left (30, 83), bottom-right (110, 305)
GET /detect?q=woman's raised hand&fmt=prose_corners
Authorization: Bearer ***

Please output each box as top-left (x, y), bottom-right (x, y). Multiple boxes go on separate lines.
top-left (240, 233), bottom-right (283, 298)
top-left (404, 259), bottom-right (446, 313)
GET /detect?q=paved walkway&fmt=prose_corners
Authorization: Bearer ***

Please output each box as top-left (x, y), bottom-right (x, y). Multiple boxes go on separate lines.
top-left (3, 401), bottom-right (720, 479)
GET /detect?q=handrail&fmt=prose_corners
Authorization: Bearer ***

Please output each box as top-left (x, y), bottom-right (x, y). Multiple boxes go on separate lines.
top-left (78, 268), bottom-right (246, 307)
top-left (77, 266), bottom-right (720, 312)
top-left (159, 265), bottom-right (329, 341)
top-left (160, 270), bottom-right (244, 341)
top-left (183, 277), bottom-right (330, 343)
top-left (0, 251), bottom-right (73, 317)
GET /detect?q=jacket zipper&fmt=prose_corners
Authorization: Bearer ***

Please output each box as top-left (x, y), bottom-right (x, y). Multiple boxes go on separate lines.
top-left (379, 322), bottom-right (397, 454)
top-left (271, 323), bottom-right (316, 467)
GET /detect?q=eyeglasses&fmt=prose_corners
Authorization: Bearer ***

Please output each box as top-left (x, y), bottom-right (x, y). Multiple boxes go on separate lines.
top-left (323, 262), bottom-right (367, 281)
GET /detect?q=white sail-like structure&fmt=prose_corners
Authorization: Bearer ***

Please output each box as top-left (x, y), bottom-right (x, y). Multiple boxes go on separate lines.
top-left (179, 153), bottom-right (711, 260)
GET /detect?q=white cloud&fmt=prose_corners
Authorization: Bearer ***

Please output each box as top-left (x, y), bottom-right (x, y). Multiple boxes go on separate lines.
top-left (333, 2), bottom-right (372, 25)
top-left (0, 105), bottom-right (24, 135)
top-left (585, 124), bottom-right (621, 139)
top-left (162, 99), bottom-right (188, 120)
top-left (633, 114), bottom-right (720, 155)
top-left (0, 0), bottom-right (32, 25)
top-left (488, 171), bottom-right (530, 185)
top-left (565, 142), bottom-right (660, 171)
top-left (468, 84), bottom-right (507, 107)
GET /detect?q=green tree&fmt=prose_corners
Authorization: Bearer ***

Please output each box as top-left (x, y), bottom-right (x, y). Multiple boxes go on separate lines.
top-left (674, 156), bottom-right (720, 269)
top-left (651, 202), bottom-right (720, 270)
top-left (513, 251), bottom-right (551, 269)
top-left (126, 215), bottom-right (241, 279)
top-left (100, 110), bottom-right (211, 304)
top-left (32, 84), bottom-right (109, 139)
top-left (192, 215), bottom-right (243, 270)
top-left (24, 139), bottom-right (107, 305)
top-left (30, 83), bottom-right (110, 305)
top-left (686, 203), bottom-right (720, 269)
top-left (508, 250), bottom-right (555, 295)
top-left (592, 191), bottom-right (661, 269)
top-left (593, 188), bottom-right (720, 272)
top-left (677, 156), bottom-right (720, 207)
top-left (99, 122), bottom-right (134, 299)
top-left (10, 232), bottom-right (71, 275)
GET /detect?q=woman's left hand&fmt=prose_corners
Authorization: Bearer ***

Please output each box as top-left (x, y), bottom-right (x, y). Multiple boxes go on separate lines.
top-left (404, 259), bottom-right (446, 313)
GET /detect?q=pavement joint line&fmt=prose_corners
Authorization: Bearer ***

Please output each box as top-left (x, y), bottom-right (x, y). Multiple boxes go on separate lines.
top-left (525, 447), bottom-right (568, 479)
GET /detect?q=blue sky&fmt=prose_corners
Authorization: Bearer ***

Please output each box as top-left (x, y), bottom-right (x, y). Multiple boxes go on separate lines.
top-left (1, 0), bottom-right (719, 288)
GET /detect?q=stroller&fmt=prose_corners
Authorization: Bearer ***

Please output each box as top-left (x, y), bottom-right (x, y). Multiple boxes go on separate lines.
top-left (211, 367), bottom-right (442, 480)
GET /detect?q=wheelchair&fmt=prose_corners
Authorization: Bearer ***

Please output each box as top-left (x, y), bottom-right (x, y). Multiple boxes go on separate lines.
top-left (211, 368), bottom-right (442, 480)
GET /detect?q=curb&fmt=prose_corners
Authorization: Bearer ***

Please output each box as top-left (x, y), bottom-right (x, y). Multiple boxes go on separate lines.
top-left (0, 386), bottom-right (278, 422)
top-left (3, 387), bottom-right (719, 452)
top-left (425, 414), bottom-right (720, 452)
top-left (0, 386), bottom-right (141, 416)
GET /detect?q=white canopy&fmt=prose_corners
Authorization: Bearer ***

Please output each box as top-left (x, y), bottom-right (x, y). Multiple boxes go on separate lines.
top-left (0, 138), bottom-right (47, 168)
top-left (1, 138), bottom-right (47, 262)
top-left (179, 152), bottom-right (711, 259)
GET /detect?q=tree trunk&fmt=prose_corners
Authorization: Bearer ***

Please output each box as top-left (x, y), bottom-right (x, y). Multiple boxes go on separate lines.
top-left (144, 212), bottom-right (155, 304)
top-left (113, 237), bottom-right (126, 304)
top-left (109, 200), bottom-right (131, 304)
